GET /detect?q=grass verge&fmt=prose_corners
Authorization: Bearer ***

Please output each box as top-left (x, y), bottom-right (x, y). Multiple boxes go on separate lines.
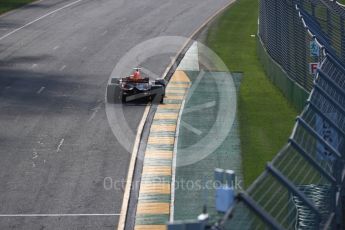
top-left (0, 0), bottom-right (36, 15)
top-left (206, 0), bottom-right (298, 187)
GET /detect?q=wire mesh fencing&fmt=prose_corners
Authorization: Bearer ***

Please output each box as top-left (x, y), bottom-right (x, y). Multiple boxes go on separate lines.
top-left (217, 0), bottom-right (345, 229)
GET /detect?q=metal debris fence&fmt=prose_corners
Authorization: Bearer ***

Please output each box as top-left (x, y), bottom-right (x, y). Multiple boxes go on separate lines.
top-left (218, 0), bottom-right (345, 229)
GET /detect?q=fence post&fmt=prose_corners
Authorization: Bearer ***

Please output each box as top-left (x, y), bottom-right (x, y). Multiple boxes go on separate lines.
top-left (326, 9), bottom-right (333, 43)
top-left (340, 16), bottom-right (345, 63)
top-left (238, 193), bottom-right (284, 230)
top-left (334, 161), bottom-right (343, 229)
top-left (266, 163), bottom-right (322, 228)
top-left (311, 2), bottom-right (316, 18)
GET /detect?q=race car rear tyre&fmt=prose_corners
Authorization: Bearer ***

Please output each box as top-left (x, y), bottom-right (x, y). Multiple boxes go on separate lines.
top-left (160, 94), bottom-right (165, 103)
top-left (121, 95), bottom-right (127, 103)
top-left (107, 79), bottom-right (121, 104)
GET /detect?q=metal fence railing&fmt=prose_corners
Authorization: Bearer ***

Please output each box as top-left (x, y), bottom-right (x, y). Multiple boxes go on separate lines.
top-left (217, 0), bottom-right (345, 229)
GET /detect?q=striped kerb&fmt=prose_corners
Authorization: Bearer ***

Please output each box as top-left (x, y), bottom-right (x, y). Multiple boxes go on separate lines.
top-left (134, 71), bottom-right (190, 230)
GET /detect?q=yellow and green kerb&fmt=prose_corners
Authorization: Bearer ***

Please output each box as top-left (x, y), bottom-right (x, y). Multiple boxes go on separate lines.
top-left (134, 71), bottom-right (190, 230)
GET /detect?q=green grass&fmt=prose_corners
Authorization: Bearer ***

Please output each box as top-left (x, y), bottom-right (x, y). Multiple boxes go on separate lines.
top-left (206, 0), bottom-right (298, 187)
top-left (0, 0), bottom-right (36, 15)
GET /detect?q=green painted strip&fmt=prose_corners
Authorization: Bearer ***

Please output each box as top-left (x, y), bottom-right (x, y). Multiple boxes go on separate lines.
top-left (141, 175), bottom-right (172, 183)
top-left (155, 109), bottom-right (180, 114)
top-left (147, 142), bottom-right (174, 147)
top-left (146, 145), bottom-right (174, 151)
top-left (169, 82), bottom-right (190, 85)
top-left (144, 158), bottom-right (172, 166)
top-left (152, 119), bottom-right (178, 125)
top-left (166, 87), bottom-right (189, 90)
top-left (157, 106), bottom-right (181, 109)
top-left (156, 109), bottom-right (180, 114)
top-left (138, 194), bottom-right (171, 203)
top-left (163, 99), bottom-right (183, 104)
top-left (165, 92), bottom-right (186, 95)
top-left (136, 214), bottom-right (170, 225)
top-left (149, 131), bottom-right (175, 137)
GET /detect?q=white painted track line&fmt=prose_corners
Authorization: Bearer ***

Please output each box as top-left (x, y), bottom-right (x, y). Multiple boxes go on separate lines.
top-left (0, 0), bottom-right (83, 41)
top-left (117, 105), bottom-right (151, 230)
top-left (36, 86), bottom-right (45, 94)
top-left (59, 65), bottom-right (67, 71)
top-left (170, 99), bottom-right (186, 222)
top-left (177, 42), bottom-right (199, 71)
top-left (0, 214), bottom-right (120, 217)
top-left (56, 138), bottom-right (64, 152)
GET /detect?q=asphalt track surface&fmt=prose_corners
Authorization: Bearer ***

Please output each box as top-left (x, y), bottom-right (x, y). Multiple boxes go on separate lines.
top-left (0, 0), bottom-right (231, 229)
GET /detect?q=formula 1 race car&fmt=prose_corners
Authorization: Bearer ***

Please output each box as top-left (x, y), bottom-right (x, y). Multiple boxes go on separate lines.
top-left (107, 68), bottom-right (166, 104)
